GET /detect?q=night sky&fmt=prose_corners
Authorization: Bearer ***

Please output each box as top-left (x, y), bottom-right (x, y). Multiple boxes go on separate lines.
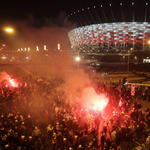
top-left (0, 0), bottom-right (149, 50)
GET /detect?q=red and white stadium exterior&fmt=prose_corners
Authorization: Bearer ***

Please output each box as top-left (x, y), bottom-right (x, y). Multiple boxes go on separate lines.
top-left (68, 22), bottom-right (150, 47)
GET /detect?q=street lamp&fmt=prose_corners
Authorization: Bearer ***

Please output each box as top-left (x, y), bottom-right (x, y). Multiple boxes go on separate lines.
top-left (4, 28), bottom-right (14, 33)
top-left (75, 56), bottom-right (80, 61)
top-left (127, 47), bottom-right (133, 79)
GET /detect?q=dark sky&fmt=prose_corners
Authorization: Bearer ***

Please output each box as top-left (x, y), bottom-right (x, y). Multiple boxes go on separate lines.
top-left (0, 0), bottom-right (149, 50)
top-left (0, 0), bottom-right (149, 23)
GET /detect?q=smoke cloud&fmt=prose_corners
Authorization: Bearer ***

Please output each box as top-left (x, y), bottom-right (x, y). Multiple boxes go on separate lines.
top-left (0, 12), bottom-right (96, 109)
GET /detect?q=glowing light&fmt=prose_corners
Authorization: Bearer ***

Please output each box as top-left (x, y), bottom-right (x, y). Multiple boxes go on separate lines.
top-left (120, 3), bottom-right (122, 5)
top-left (110, 4), bottom-right (111, 6)
top-left (2, 56), bottom-right (6, 59)
top-left (148, 40), bottom-right (150, 44)
top-left (5, 28), bottom-right (14, 33)
top-left (24, 48), bottom-right (27, 51)
top-left (44, 45), bottom-right (47, 50)
top-left (21, 48), bottom-right (23, 51)
top-left (75, 56), bottom-right (80, 61)
top-left (8, 79), bottom-right (18, 87)
top-left (146, 3), bottom-right (148, 5)
top-left (94, 101), bottom-right (108, 111)
top-left (2, 44), bottom-right (5, 47)
top-left (58, 44), bottom-right (60, 50)
top-left (18, 49), bottom-right (20, 51)
top-left (81, 87), bottom-right (109, 112)
top-left (28, 47), bottom-right (30, 51)
top-left (36, 46), bottom-right (39, 51)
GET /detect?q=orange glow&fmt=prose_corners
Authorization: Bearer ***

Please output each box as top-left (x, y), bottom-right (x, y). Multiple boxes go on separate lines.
top-left (75, 56), bottom-right (80, 61)
top-left (81, 87), bottom-right (109, 112)
top-left (9, 79), bottom-right (18, 87)
top-left (5, 28), bottom-right (14, 33)
top-left (58, 44), bottom-right (60, 50)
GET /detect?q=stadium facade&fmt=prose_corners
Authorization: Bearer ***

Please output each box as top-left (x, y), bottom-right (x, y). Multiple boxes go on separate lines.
top-left (68, 22), bottom-right (150, 51)
top-left (67, 3), bottom-right (150, 68)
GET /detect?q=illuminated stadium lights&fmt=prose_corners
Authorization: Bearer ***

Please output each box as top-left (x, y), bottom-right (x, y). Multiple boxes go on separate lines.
top-left (68, 22), bottom-right (150, 47)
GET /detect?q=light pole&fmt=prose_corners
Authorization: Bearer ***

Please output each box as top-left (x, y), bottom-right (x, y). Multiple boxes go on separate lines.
top-left (127, 47), bottom-right (133, 79)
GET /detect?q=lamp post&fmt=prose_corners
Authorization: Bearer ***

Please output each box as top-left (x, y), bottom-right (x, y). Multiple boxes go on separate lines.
top-left (127, 47), bottom-right (133, 79)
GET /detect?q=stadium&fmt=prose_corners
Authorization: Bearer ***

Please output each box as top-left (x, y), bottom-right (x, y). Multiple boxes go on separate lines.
top-left (66, 2), bottom-right (150, 70)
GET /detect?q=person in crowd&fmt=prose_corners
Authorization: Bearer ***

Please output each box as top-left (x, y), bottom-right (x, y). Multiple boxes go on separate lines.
top-left (0, 74), bottom-right (150, 150)
top-left (32, 127), bottom-right (41, 142)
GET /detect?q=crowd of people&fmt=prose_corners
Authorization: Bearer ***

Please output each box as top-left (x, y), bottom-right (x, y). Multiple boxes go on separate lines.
top-left (0, 75), bottom-right (150, 150)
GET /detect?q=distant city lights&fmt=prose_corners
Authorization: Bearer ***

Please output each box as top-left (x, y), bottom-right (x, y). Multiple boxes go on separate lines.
top-left (2, 56), bottom-right (6, 59)
top-left (58, 44), bottom-right (60, 50)
top-left (36, 46), bottom-right (39, 51)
